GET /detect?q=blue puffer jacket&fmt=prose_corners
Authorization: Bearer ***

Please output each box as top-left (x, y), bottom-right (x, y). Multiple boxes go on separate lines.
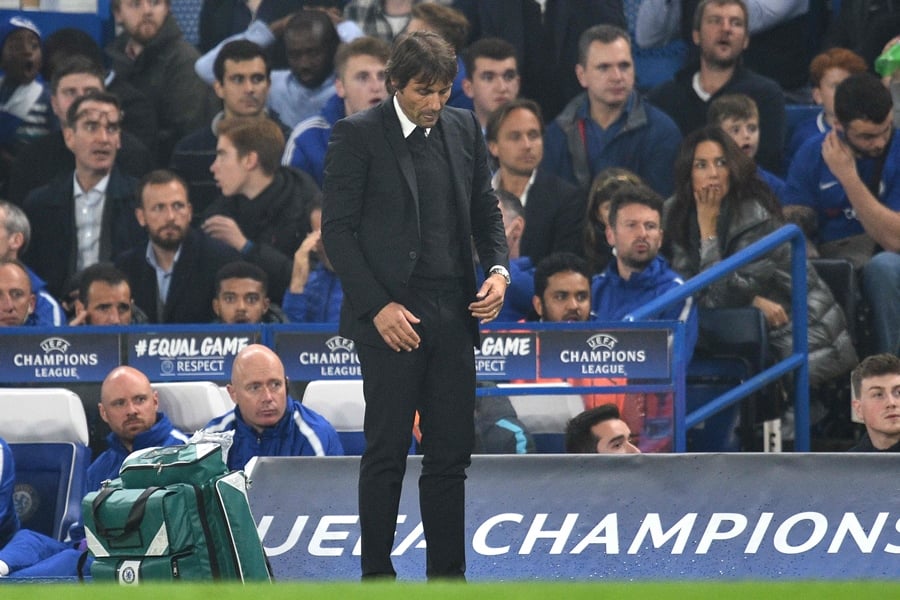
top-left (203, 398), bottom-right (343, 470)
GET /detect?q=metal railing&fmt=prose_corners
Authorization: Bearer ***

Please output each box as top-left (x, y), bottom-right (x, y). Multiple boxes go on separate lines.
top-left (625, 224), bottom-right (810, 451)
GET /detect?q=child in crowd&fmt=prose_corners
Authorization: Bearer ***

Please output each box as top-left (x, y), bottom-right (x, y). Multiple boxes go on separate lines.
top-left (786, 48), bottom-right (867, 163)
top-left (708, 94), bottom-right (786, 202)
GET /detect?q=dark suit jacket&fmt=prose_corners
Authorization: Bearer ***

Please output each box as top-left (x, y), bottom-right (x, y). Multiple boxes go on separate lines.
top-left (115, 227), bottom-right (240, 323)
top-left (520, 169), bottom-right (586, 264)
top-left (8, 129), bottom-right (153, 207)
top-left (322, 100), bottom-right (508, 348)
top-left (23, 166), bottom-right (146, 298)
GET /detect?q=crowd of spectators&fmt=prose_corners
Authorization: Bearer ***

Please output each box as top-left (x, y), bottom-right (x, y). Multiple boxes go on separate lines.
top-left (0, 0), bottom-right (897, 458)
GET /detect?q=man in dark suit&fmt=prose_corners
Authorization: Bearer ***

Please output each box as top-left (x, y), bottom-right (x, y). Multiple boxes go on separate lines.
top-left (321, 31), bottom-right (509, 580)
top-left (23, 91), bottom-right (145, 299)
top-left (116, 170), bottom-right (239, 323)
top-left (486, 98), bottom-right (585, 265)
top-left (8, 55), bottom-right (153, 207)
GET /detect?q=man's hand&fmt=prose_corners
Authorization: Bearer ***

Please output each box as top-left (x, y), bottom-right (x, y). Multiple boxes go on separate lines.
top-left (202, 215), bottom-right (249, 251)
top-left (289, 230), bottom-right (320, 293)
top-left (373, 302), bottom-right (421, 352)
top-left (68, 310), bottom-right (88, 327)
top-left (822, 129), bottom-right (858, 185)
top-left (752, 295), bottom-right (788, 329)
top-left (469, 273), bottom-right (508, 324)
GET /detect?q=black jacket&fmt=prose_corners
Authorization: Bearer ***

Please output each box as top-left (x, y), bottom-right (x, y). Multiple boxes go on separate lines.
top-left (203, 166), bottom-right (321, 302)
top-left (23, 166), bottom-right (146, 298)
top-left (116, 227), bottom-right (240, 323)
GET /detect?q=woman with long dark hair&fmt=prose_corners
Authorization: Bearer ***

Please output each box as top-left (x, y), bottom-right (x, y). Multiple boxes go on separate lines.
top-left (664, 126), bottom-right (856, 387)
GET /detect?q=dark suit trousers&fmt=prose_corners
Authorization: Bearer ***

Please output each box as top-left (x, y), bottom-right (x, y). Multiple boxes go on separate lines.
top-left (356, 285), bottom-right (475, 579)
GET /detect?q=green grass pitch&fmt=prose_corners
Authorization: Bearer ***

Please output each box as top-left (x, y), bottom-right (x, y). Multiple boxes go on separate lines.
top-left (2, 582), bottom-right (899, 599)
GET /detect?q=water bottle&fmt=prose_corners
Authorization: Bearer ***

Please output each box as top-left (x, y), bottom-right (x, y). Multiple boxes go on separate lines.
top-left (876, 42), bottom-right (900, 78)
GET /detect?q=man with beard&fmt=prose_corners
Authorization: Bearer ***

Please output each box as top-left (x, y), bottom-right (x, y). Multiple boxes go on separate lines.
top-left (106, 0), bottom-right (218, 164)
top-left (647, 0), bottom-right (785, 174)
top-left (543, 24), bottom-right (681, 197)
top-left (784, 73), bottom-right (900, 355)
top-left (591, 183), bottom-right (697, 360)
top-left (88, 365), bottom-right (189, 492)
top-left (171, 40), bottom-right (290, 219)
top-left (116, 169), bottom-right (239, 323)
top-left (23, 92), bottom-right (145, 299)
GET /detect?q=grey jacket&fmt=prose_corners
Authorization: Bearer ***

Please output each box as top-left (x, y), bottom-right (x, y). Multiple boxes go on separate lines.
top-left (665, 197), bottom-right (857, 387)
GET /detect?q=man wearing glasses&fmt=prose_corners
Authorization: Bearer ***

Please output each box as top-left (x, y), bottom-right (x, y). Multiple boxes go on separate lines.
top-left (116, 169), bottom-right (239, 323)
top-left (202, 344), bottom-right (343, 469)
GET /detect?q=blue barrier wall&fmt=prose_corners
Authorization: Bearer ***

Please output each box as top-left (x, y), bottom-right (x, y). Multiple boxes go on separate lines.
top-left (248, 454), bottom-right (900, 581)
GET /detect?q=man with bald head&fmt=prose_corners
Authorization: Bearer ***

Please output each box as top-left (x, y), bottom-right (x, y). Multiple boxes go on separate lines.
top-left (87, 366), bottom-right (189, 491)
top-left (0, 259), bottom-right (35, 327)
top-left (202, 344), bottom-right (342, 469)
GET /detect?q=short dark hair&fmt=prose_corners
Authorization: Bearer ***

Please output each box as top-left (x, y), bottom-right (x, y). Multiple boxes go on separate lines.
top-left (136, 169), bottom-right (190, 208)
top-left (213, 39), bottom-right (270, 83)
top-left (385, 31), bottom-right (457, 95)
top-left (463, 36), bottom-right (516, 79)
top-left (216, 117), bottom-right (285, 177)
top-left (284, 10), bottom-right (340, 54)
top-left (607, 183), bottom-right (664, 227)
top-left (584, 168), bottom-right (642, 271)
top-left (533, 252), bottom-right (591, 301)
top-left (334, 35), bottom-right (390, 79)
top-left (65, 90), bottom-right (121, 128)
top-left (41, 27), bottom-right (104, 82)
top-left (565, 404), bottom-right (621, 453)
top-left (693, 0), bottom-right (748, 31)
top-left (410, 3), bottom-right (470, 53)
top-left (50, 55), bottom-right (105, 95)
top-left (215, 261), bottom-right (268, 296)
top-left (577, 24), bottom-right (630, 66)
top-left (834, 73), bottom-right (893, 126)
top-left (485, 97), bottom-right (543, 143)
top-left (707, 93), bottom-right (758, 125)
top-left (851, 354), bottom-right (900, 400)
top-left (79, 262), bottom-right (129, 305)
top-left (111, 0), bottom-right (169, 10)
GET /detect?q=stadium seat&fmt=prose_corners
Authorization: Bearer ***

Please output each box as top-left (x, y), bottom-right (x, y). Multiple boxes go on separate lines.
top-left (302, 380), bottom-right (368, 455)
top-left (687, 307), bottom-right (771, 451)
top-left (497, 383), bottom-right (585, 453)
top-left (153, 381), bottom-right (233, 434)
top-left (0, 388), bottom-right (90, 541)
top-left (810, 258), bottom-right (857, 343)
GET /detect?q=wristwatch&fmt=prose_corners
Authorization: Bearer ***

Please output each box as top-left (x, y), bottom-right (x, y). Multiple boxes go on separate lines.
top-left (488, 265), bottom-right (511, 286)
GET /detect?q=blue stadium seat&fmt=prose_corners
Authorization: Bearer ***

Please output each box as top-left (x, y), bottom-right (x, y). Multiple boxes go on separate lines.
top-left (0, 388), bottom-right (90, 541)
top-left (687, 307), bottom-right (770, 451)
